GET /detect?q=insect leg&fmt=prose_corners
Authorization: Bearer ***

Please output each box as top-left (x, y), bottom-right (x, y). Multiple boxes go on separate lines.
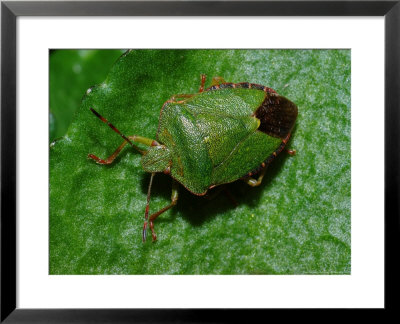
top-left (168, 75), bottom-right (208, 102)
top-left (168, 94), bottom-right (194, 104)
top-left (243, 167), bottom-right (267, 187)
top-left (142, 172), bottom-right (156, 242)
top-left (143, 180), bottom-right (179, 242)
top-left (88, 135), bottom-right (155, 164)
top-left (89, 108), bottom-right (159, 153)
top-left (223, 188), bottom-right (239, 207)
top-left (204, 186), bottom-right (238, 207)
top-left (89, 137), bottom-right (132, 164)
top-left (198, 74), bottom-right (206, 92)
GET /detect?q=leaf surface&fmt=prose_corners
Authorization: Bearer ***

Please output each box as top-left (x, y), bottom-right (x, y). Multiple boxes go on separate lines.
top-left (50, 49), bottom-right (125, 142)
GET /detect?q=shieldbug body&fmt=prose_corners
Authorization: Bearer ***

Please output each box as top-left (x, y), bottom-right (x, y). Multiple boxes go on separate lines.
top-left (88, 75), bottom-right (298, 242)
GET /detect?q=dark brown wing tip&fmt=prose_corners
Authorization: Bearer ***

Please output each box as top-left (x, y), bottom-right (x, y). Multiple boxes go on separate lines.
top-left (255, 93), bottom-right (298, 139)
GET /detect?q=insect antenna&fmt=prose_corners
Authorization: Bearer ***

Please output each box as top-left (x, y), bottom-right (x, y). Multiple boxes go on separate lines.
top-left (89, 107), bottom-right (144, 154)
top-left (142, 172), bottom-right (155, 242)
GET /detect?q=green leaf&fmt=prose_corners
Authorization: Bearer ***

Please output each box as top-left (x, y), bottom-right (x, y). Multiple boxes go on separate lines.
top-left (49, 49), bottom-right (126, 142)
top-left (50, 49), bottom-right (351, 274)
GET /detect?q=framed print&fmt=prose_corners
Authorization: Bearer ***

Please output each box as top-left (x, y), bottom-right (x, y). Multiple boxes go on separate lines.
top-left (1, 0), bottom-right (399, 322)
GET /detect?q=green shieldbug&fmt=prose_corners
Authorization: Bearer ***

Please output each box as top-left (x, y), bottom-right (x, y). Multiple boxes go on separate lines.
top-left (88, 75), bottom-right (298, 242)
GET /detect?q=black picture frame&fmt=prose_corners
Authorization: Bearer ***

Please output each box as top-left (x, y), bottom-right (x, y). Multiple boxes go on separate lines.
top-left (1, 1), bottom-right (399, 322)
